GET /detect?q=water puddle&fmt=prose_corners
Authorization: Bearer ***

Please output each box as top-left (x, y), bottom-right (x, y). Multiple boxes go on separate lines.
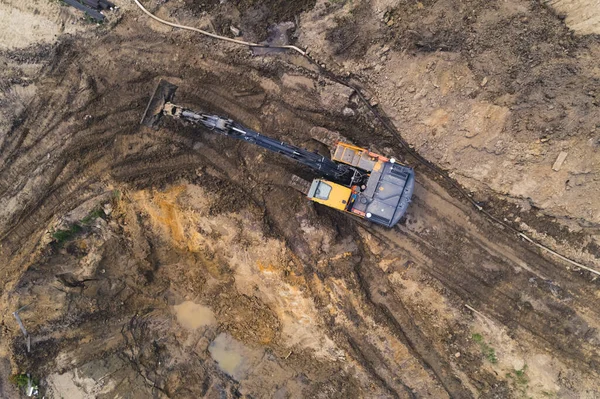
top-left (173, 301), bottom-right (216, 330)
top-left (208, 334), bottom-right (296, 395)
top-left (209, 334), bottom-right (253, 380)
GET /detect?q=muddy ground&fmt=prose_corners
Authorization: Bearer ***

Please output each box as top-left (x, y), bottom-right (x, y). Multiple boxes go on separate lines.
top-left (1, 0), bottom-right (600, 398)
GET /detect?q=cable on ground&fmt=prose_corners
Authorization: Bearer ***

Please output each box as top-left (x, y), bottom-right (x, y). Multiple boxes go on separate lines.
top-left (133, 0), bottom-right (306, 55)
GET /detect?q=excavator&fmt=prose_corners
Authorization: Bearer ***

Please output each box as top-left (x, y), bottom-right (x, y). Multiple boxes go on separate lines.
top-left (141, 80), bottom-right (414, 228)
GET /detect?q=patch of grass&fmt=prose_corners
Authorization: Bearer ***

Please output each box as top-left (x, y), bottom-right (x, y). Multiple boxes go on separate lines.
top-left (81, 208), bottom-right (106, 224)
top-left (9, 373), bottom-right (38, 390)
top-left (514, 364), bottom-right (529, 385)
top-left (483, 345), bottom-right (498, 363)
top-left (51, 207), bottom-right (106, 245)
top-left (471, 333), bottom-right (498, 364)
top-left (541, 390), bottom-right (556, 397)
top-left (52, 224), bottom-right (83, 244)
top-left (9, 374), bottom-right (30, 388)
top-left (506, 365), bottom-right (530, 397)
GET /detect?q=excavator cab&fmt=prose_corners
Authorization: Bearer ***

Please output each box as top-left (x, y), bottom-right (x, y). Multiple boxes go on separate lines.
top-left (307, 179), bottom-right (352, 211)
top-left (312, 142), bottom-right (415, 227)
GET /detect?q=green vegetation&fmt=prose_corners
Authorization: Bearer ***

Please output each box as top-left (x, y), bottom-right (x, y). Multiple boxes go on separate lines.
top-left (483, 345), bottom-right (498, 363)
top-left (10, 373), bottom-right (39, 391)
top-left (81, 208), bottom-right (105, 224)
top-left (541, 390), bottom-right (557, 397)
top-left (471, 333), bottom-right (498, 364)
top-left (52, 223), bottom-right (83, 244)
top-left (514, 364), bottom-right (529, 385)
top-left (506, 364), bottom-right (530, 397)
top-left (51, 207), bottom-right (106, 245)
top-left (10, 373), bottom-right (30, 388)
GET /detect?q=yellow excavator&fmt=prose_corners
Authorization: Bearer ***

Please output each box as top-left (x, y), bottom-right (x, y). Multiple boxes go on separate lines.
top-left (141, 80), bottom-right (414, 228)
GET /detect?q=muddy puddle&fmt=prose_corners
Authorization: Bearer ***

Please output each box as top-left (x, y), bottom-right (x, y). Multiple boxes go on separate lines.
top-left (173, 301), bottom-right (216, 330)
top-left (209, 333), bottom-right (253, 380)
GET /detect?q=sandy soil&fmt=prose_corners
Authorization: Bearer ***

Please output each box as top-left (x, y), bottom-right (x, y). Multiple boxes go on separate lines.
top-left (0, 0), bottom-right (599, 398)
top-left (546, 0), bottom-right (600, 35)
top-left (0, 0), bottom-right (83, 51)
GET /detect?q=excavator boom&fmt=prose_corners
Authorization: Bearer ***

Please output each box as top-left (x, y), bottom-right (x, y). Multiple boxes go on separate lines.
top-left (162, 102), bottom-right (365, 187)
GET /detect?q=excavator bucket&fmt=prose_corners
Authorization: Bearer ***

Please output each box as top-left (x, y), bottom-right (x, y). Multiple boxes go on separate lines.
top-left (140, 79), bottom-right (178, 127)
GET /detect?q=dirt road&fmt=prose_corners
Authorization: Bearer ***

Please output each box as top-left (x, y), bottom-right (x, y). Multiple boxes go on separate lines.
top-left (1, 1), bottom-right (599, 398)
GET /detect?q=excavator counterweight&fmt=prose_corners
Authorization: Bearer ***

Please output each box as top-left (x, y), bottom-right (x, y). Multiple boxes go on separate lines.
top-left (141, 79), bottom-right (414, 227)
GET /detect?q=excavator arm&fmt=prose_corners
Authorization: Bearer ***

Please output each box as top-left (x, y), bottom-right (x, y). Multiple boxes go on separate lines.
top-left (162, 102), bottom-right (366, 187)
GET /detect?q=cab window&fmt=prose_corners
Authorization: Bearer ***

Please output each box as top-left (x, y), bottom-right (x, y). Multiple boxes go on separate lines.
top-left (314, 182), bottom-right (332, 200)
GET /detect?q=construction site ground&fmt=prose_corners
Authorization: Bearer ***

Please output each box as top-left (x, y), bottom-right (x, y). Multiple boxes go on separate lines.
top-left (0, 0), bottom-right (599, 398)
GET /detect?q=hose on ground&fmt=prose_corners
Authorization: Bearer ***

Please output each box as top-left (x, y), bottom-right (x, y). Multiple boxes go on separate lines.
top-left (132, 0), bottom-right (306, 56)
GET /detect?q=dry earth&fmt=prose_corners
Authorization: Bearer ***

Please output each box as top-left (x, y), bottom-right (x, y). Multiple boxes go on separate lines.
top-left (0, 0), bottom-right (599, 398)
top-left (545, 0), bottom-right (600, 35)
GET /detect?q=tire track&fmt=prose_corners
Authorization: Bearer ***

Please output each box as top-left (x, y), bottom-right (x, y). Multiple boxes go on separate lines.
top-left (357, 176), bottom-right (600, 375)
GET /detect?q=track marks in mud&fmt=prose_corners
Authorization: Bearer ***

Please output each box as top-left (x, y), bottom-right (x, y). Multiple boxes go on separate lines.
top-left (275, 221), bottom-right (457, 398)
top-left (352, 244), bottom-right (471, 399)
top-left (0, 32), bottom-right (266, 280)
top-left (360, 175), bottom-right (600, 383)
